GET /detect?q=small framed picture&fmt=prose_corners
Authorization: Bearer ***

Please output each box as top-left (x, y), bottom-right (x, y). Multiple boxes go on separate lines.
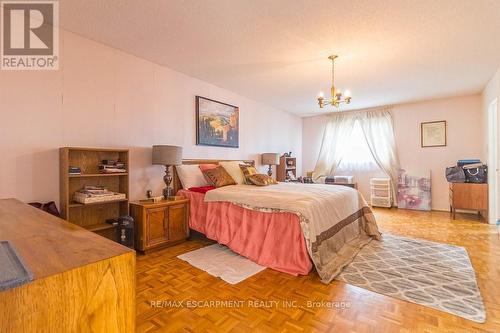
top-left (421, 121), bottom-right (446, 147)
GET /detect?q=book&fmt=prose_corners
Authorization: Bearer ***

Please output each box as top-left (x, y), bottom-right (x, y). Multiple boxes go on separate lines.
top-left (99, 168), bottom-right (127, 173)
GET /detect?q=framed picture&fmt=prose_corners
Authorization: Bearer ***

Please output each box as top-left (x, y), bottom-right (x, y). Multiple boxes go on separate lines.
top-left (397, 169), bottom-right (431, 211)
top-left (421, 120), bottom-right (446, 147)
top-left (196, 96), bottom-right (239, 148)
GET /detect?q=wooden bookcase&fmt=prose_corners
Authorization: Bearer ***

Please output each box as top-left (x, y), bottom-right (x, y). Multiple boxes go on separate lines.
top-left (277, 156), bottom-right (297, 182)
top-left (60, 147), bottom-right (129, 240)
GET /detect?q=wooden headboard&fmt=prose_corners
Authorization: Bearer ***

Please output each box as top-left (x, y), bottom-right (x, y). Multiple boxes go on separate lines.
top-left (172, 159), bottom-right (255, 193)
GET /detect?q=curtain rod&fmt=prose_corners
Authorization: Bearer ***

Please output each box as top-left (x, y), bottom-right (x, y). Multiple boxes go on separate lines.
top-left (325, 105), bottom-right (393, 117)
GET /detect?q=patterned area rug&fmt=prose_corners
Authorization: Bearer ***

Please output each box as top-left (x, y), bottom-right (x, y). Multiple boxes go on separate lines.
top-left (336, 234), bottom-right (486, 323)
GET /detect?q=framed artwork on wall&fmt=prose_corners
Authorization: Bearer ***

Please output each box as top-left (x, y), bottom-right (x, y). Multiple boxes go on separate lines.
top-left (196, 96), bottom-right (239, 148)
top-left (421, 120), bottom-right (446, 147)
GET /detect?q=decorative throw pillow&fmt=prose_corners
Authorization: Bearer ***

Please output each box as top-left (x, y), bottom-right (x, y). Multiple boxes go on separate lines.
top-left (239, 164), bottom-right (258, 184)
top-left (175, 164), bottom-right (209, 189)
top-left (199, 164), bottom-right (218, 183)
top-left (202, 166), bottom-right (237, 188)
top-left (247, 174), bottom-right (278, 186)
top-left (199, 164), bottom-right (218, 172)
top-left (219, 161), bottom-right (246, 184)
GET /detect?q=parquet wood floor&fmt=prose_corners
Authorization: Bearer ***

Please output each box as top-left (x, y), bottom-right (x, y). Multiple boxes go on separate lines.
top-left (136, 208), bottom-right (500, 333)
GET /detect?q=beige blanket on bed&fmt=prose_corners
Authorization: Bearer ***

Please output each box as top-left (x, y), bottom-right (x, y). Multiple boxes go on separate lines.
top-left (204, 182), bottom-right (381, 283)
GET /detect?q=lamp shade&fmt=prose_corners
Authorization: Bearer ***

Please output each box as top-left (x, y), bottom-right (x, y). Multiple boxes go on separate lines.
top-left (261, 153), bottom-right (280, 165)
top-left (152, 145), bottom-right (182, 165)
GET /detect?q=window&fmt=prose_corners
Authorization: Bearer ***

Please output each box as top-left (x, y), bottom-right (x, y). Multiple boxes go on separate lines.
top-left (337, 120), bottom-right (378, 171)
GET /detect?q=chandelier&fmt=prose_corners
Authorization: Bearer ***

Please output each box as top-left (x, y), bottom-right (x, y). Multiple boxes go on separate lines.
top-left (317, 55), bottom-right (351, 108)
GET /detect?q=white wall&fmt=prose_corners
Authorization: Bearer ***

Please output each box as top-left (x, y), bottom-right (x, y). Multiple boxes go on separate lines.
top-left (303, 95), bottom-right (484, 211)
top-left (481, 69), bottom-right (500, 224)
top-left (0, 30), bottom-right (302, 203)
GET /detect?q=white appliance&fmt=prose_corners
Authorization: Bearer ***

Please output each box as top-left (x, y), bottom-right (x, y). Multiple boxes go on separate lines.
top-left (370, 178), bottom-right (391, 208)
top-left (333, 175), bottom-right (354, 184)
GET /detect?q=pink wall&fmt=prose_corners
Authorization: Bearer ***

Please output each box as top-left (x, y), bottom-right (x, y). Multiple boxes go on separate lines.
top-left (0, 30), bottom-right (302, 203)
top-left (302, 95), bottom-right (484, 211)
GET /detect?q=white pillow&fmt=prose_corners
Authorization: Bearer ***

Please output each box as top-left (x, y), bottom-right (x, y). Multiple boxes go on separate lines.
top-left (175, 164), bottom-right (209, 189)
top-left (219, 161), bottom-right (246, 185)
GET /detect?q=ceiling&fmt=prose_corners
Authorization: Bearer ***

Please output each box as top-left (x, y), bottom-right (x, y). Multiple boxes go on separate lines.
top-left (59, 0), bottom-right (500, 117)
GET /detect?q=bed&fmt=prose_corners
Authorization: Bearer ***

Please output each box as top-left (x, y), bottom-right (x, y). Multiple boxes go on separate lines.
top-left (174, 159), bottom-right (381, 283)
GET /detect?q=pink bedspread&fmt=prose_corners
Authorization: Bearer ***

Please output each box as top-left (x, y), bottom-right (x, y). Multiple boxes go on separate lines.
top-left (178, 189), bottom-right (312, 275)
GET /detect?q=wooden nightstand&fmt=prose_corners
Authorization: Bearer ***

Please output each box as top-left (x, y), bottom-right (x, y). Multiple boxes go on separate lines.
top-left (449, 183), bottom-right (488, 222)
top-left (130, 197), bottom-right (189, 253)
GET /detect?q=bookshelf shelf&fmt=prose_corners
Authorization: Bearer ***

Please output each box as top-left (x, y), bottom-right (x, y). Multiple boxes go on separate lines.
top-left (69, 198), bottom-right (129, 208)
top-left (69, 173), bottom-right (128, 178)
top-left (60, 147), bottom-right (130, 241)
top-left (84, 223), bottom-right (115, 233)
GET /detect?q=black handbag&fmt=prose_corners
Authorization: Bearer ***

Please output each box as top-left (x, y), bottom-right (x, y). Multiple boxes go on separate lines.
top-left (28, 201), bottom-right (61, 218)
top-left (464, 164), bottom-right (487, 183)
top-left (445, 166), bottom-right (466, 183)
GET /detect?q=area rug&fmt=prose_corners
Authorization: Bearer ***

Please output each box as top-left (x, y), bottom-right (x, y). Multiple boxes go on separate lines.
top-left (336, 234), bottom-right (486, 323)
top-left (177, 244), bottom-right (266, 284)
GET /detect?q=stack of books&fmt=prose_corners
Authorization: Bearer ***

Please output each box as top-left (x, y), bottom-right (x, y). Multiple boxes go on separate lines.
top-left (73, 186), bottom-right (126, 204)
top-left (99, 160), bottom-right (127, 174)
top-left (68, 166), bottom-right (81, 175)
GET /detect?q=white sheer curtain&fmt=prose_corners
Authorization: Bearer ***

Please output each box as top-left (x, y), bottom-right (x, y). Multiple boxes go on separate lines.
top-left (313, 107), bottom-right (400, 203)
top-left (358, 108), bottom-right (400, 201)
top-left (313, 113), bottom-right (356, 182)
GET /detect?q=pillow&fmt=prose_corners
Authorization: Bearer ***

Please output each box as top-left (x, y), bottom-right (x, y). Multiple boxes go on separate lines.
top-left (175, 164), bottom-right (209, 189)
top-left (219, 161), bottom-right (246, 185)
top-left (202, 166), bottom-right (237, 188)
top-left (199, 164), bottom-right (218, 171)
top-left (247, 174), bottom-right (278, 186)
top-left (239, 164), bottom-right (258, 184)
top-left (199, 164), bottom-right (218, 184)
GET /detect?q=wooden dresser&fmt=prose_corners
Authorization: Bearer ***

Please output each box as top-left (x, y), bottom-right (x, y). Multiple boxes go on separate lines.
top-left (130, 197), bottom-right (189, 253)
top-left (0, 199), bottom-right (135, 332)
top-left (449, 183), bottom-right (488, 221)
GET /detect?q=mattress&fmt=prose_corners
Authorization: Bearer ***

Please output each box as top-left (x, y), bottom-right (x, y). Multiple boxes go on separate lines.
top-left (178, 189), bottom-right (312, 275)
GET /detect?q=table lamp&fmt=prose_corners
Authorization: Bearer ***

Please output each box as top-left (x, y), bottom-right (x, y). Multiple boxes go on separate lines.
top-left (152, 145), bottom-right (182, 198)
top-left (261, 153), bottom-right (280, 177)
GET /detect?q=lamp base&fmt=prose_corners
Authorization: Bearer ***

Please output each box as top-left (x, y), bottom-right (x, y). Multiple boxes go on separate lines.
top-left (163, 165), bottom-right (174, 199)
top-left (267, 165), bottom-right (273, 177)
top-left (162, 187), bottom-right (174, 199)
